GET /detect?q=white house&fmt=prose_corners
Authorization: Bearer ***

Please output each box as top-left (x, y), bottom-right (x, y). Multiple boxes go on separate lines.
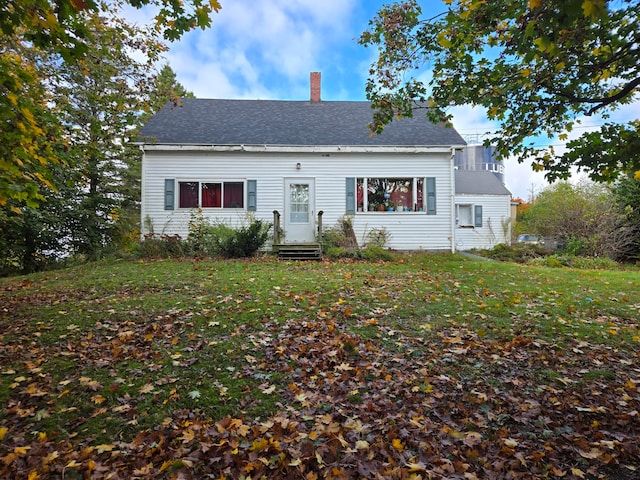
top-left (138, 73), bottom-right (511, 254)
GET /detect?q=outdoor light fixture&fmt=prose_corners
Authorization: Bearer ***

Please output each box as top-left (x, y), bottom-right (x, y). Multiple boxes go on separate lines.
top-left (296, 162), bottom-right (301, 170)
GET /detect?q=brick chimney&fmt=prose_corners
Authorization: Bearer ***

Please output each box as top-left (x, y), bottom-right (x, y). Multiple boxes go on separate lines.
top-left (310, 72), bottom-right (321, 102)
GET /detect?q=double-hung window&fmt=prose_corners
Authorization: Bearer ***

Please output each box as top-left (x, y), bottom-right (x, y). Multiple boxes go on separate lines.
top-left (456, 204), bottom-right (483, 227)
top-left (178, 181), bottom-right (244, 209)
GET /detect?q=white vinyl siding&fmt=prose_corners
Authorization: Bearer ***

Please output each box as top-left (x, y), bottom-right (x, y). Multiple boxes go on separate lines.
top-left (453, 194), bottom-right (512, 251)
top-left (141, 150), bottom-right (455, 251)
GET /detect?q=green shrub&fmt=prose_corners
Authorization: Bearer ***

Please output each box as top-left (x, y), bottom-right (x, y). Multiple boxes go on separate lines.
top-left (135, 234), bottom-right (186, 258)
top-left (364, 227), bottom-right (390, 248)
top-left (186, 209), bottom-right (213, 255)
top-left (321, 216), bottom-right (358, 251)
top-left (326, 247), bottom-right (355, 260)
top-left (527, 254), bottom-right (620, 270)
top-left (564, 236), bottom-right (585, 256)
top-left (322, 217), bottom-right (393, 261)
top-left (325, 245), bottom-right (395, 262)
top-left (185, 212), bottom-right (272, 258)
top-left (202, 217), bottom-right (272, 258)
top-left (360, 245), bottom-right (395, 261)
top-left (473, 243), bottom-right (547, 263)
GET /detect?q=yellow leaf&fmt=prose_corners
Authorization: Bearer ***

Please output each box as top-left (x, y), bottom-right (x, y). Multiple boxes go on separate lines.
top-left (582, 0), bottom-right (607, 19)
top-left (250, 437), bottom-right (269, 452)
top-left (504, 438), bottom-right (518, 448)
top-left (528, 0), bottom-right (542, 8)
top-left (406, 461), bottom-right (427, 472)
top-left (65, 460), bottom-right (81, 468)
top-left (28, 471), bottom-right (39, 480)
top-left (0, 427), bottom-right (7, 441)
top-left (571, 467), bottom-right (585, 478)
top-left (392, 438), bottom-right (404, 451)
top-left (437, 32), bottom-right (452, 49)
top-left (355, 440), bottom-right (369, 450)
top-left (43, 451), bottom-right (60, 463)
top-left (96, 444), bottom-right (115, 453)
top-left (633, 170), bottom-right (640, 180)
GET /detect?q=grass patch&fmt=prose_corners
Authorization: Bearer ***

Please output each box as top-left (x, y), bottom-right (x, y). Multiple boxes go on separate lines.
top-left (1, 254), bottom-right (639, 478)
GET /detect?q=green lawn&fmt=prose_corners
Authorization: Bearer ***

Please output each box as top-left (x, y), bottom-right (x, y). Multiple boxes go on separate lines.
top-left (1, 254), bottom-right (639, 478)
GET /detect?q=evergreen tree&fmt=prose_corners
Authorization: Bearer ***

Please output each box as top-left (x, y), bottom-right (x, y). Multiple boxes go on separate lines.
top-left (118, 64), bottom-right (195, 248)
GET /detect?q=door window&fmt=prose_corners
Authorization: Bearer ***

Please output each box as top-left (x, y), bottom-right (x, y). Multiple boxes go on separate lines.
top-left (289, 183), bottom-right (309, 223)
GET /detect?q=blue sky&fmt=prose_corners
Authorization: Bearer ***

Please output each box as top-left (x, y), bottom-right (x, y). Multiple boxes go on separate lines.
top-left (125, 0), bottom-right (638, 200)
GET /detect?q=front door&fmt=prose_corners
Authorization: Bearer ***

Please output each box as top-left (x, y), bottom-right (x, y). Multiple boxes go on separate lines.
top-left (284, 178), bottom-right (316, 243)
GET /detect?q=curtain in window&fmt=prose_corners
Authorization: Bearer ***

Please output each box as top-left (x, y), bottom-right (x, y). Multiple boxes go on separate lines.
top-left (223, 182), bottom-right (244, 208)
top-left (202, 183), bottom-right (221, 207)
top-left (179, 182), bottom-right (199, 208)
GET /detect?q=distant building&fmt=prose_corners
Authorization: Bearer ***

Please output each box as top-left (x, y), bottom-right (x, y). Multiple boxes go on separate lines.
top-left (454, 145), bottom-right (505, 185)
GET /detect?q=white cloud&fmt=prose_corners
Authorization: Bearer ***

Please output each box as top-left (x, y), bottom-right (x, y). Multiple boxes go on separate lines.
top-left (160, 0), bottom-right (359, 99)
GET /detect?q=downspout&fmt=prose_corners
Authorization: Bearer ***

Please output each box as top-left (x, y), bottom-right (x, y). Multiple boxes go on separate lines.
top-left (139, 145), bottom-right (147, 238)
top-left (450, 147), bottom-right (456, 253)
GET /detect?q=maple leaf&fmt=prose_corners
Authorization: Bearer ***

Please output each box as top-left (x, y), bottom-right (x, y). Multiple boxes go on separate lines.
top-left (392, 438), bottom-right (404, 451)
top-left (406, 461), bottom-right (427, 472)
top-left (139, 384), bottom-right (155, 394)
top-left (260, 384), bottom-right (276, 394)
top-left (335, 362), bottom-right (354, 372)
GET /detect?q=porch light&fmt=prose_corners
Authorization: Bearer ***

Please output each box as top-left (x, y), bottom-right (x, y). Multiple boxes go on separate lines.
top-left (296, 162), bottom-right (301, 170)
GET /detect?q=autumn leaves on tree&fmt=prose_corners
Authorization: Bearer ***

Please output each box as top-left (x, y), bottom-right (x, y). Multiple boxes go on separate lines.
top-left (0, 0), bottom-right (205, 273)
top-left (360, 0), bottom-right (640, 182)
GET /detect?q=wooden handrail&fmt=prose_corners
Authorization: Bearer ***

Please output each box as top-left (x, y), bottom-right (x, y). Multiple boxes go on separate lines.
top-left (317, 210), bottom-right (324, 241)
top-left (273, 210), bottom-right (282, 245)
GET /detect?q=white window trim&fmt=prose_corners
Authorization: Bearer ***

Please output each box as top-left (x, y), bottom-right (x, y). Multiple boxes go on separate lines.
top-left (456, 203), bottom-right (475, 228)
top-left (177, 179), bottom-right (247, 210)
top-left (357, 177), bottom-right (427, 213)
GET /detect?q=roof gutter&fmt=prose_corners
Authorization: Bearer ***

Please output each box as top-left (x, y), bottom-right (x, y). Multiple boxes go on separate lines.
top-left (138, 144), bottom-right (467, 154)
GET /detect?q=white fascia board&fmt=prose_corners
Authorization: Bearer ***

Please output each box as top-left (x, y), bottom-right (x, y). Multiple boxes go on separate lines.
top-left (140, 144), bottom-right (464, 154)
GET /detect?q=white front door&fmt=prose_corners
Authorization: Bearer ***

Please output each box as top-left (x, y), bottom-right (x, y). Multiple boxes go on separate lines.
top-left (284, 178), bottom-right (316, 243)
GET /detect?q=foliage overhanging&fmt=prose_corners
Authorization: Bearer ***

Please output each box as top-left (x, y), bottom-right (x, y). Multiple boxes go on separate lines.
top-left (360, 0), bottom-right (640, 182)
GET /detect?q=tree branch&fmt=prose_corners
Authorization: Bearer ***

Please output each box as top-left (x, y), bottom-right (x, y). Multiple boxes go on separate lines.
top-left (553, 76), bottom-right (640, 115)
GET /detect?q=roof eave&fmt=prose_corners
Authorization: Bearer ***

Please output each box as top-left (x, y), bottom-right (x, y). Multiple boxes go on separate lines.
top-left (140, 144), bottom-right (467, 154)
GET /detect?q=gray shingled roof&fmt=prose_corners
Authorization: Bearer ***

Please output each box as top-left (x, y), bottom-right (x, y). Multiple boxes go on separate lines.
top-left (139, 98), bottom-right (466, 147)
top-left (455, 170), bottom-right (511, 196)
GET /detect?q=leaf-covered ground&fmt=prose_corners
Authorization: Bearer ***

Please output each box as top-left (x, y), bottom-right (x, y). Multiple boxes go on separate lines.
top-left (1, 254), bottom-right (639, 479)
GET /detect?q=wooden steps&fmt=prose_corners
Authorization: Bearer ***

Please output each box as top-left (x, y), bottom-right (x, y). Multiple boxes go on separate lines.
top-left (274, 243), bottom-right (322, 260)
